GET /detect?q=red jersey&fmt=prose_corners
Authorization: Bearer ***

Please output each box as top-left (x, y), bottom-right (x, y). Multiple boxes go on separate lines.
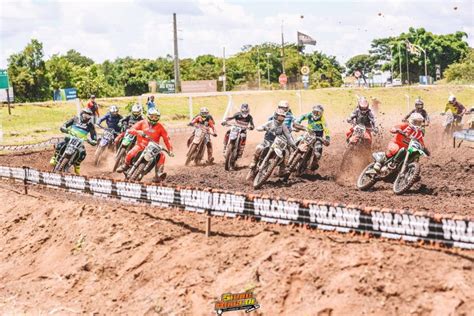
top-left (191, 115), bottom-right (216, 134)
top-left (390, 123), bottom-right (425, 147)
top-left (129, 120), bottom-right (173, 151)
top-left (87, 100), bottom-right (99, 116)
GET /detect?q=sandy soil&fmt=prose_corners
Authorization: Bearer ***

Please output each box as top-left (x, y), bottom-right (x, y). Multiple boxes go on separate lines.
top-left (0, 181), bottom-right (472, 315)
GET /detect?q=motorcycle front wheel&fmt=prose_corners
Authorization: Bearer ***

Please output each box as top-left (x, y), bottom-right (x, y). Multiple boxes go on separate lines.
top-left (356, 162), bottom-right (378, 191)
top-left (224, 142), bottom-right (235, 171)
top-left (55, 157), bottom-right (70, 173)
top-left (94, 145), bottom-right (106, 166)
top-left (393, 162), bottom-right (420, 195)
top-left (253, 158), bottom-right (278, 189)
top-left (129, 162), bottom-right (146, 182)
top-left (113, 147), bottom-right (126, 172)
top-left (185, 143), bottom-right (198, 166)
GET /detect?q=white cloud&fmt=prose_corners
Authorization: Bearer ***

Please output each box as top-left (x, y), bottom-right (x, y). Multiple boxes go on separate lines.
top-left (0, 0), bottom-right (472, 68)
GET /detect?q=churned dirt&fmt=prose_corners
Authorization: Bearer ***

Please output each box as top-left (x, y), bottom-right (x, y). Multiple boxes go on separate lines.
top-left (0, 182), bottom-right (472, 315)
top-left (1, 121), bottom-right (472, 216)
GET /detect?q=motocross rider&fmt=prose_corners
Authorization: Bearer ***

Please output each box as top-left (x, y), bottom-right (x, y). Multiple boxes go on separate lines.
top-left (250, 108), bottom-right (296, 171)
top-left (188, 107), bottom-right (217, 164)
top-left (403, 98), bottom-right (430, 126)
top-left (346, 96), bottom-right (377, 144)
top-left (443, 95), bottom-right (466, 126)
top-left (86, 94), bottom-right (100, 123)
top-left (117, 108), bottom-right (174, 182)
top-left (114, 104), bottom-right (144, 145)
top-left (222, 103), bottom-right (255, 156)
top-left (49, 108), bottom-right (97, 175)
top-left (295, 105), bottom-right (331, 170)
top-left (98, 105), bottom-right (123, 135)
top-left (373, 113), bottom-right (428, 172)
top-left (268, 100), bottom-right (295, 132)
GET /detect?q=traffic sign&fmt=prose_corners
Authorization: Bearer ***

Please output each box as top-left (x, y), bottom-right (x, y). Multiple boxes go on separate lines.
top-left (0, 69), bottom-right (9, 89)
top-left (279, 73), bottom-right (288, 85)
top-left (301, 66), bottom-right (310, 75)
top-left (302, 75), bottom-right (309, 83)
top-left (354, 70), bottom-right (362, 78)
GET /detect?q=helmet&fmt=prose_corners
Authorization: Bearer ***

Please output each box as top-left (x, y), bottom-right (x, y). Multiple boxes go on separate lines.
top-left (131, 104), bottom-right (142, 118)
top-left (408, 112), bottom-right (424, 130)
top-left (240, 103), bottom-right (250, 117)
top-left (200, 107), bottom-right (209, 119)
top-left (90, 94), bottom-right (96, 99)
top-left (274, 108), bottom-right (286, 124)
top-left (358, 97), bottom-right (369, 114)
top-left (448, 95), bottom-right (456, 103)
top-left (80, 108), bottom-right (93, 123)
top-left (109, 105), bottom-right (119, 115)
top-left (147, 108), bottom-right (161, 125)
top-left (414, 99), bottom-right (424, 109)
top-left (277, 100), bottom-right (290, 112)
top-left (312, 105), bottom-right (324, 120)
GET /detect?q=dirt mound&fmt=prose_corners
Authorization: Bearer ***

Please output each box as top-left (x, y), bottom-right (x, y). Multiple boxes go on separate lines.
top-left (0, 182), bottom-right (472, 314)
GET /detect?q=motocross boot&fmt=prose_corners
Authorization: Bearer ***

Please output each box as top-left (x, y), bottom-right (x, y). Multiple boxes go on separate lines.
top-left (49, 155), bottom-right (58, 166)
top-left (207, 146), bottom-right (215, 164)
top-left (153, 165), bottom-right (167, 182)
top-left (74, 164), bottom-right (81, 175)
top-left (372, 152), bottom-right (386, 172)
top-left (116, 163), bottom-right (130, 173)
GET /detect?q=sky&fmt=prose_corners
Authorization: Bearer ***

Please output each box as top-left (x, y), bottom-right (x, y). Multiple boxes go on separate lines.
top-left (0, 0), bottom-right (472, 68)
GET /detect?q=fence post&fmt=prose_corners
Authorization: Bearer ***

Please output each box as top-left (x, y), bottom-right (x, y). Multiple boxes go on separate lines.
top-left (188, 96), bottom-right (193, 120)
top-left (205, 209), bottom-right (212, 237)
top-left (22, 166), bottom-right (28, 195)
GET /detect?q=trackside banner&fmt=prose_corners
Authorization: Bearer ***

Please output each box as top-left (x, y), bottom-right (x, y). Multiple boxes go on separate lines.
top-left (1, 166), bottom-right (473, 250)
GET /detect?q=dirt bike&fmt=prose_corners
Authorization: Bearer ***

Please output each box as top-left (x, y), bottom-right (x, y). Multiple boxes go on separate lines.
top-left (185, 125), bottom-right (215, 166)
top-left (286, 123), bottom-right (327, 177)
top-left (53, 131), bottom-right (96, 173)
top-left (125, 135), bottom-right (171, 182)
top-left (357, 136), bottom-right (429, 195)
top-left (222, 121), bottom-right (249, 171)
top-left (441, 111), bottom-right (461, 140)
top-left (341, 124), bottom-right (373, 167)
top-left (113, 130), bottom-right (136, 172)
top-left (94, 127), bottom-right (116, 166)
top-left (248, 135), bottom-right (291, 189)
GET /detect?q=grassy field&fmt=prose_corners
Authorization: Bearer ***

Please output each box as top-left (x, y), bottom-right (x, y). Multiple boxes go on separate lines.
top-left (1, 85), bottom-right (472, 145)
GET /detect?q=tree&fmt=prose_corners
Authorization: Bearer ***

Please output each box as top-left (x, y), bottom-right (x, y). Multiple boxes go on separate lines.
top-left (370, 28), bottom-right (469, 82)
top-left (7, 39), bottom-right (50, 102)
top-left (46, 55), bottom-right (75, 90)
top-left (64, 49), bottom-right (94, 67)
top-left (345, 54), bottom-right (377, 83)
top-left (444, 48), bottom-right (474, 83)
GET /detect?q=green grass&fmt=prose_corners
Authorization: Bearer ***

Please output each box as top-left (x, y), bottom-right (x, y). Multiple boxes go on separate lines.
top-left (1, 85), bottom-right (472, 145)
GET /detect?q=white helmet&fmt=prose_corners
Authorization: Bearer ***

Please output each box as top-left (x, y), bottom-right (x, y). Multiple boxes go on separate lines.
top-left (408, 112), bottom-right (424, 130)
top-left (131, 104), bottom-right (142, 117)
top-left (277, 100), bottom-right (289, 112)
top-left (109, 105), bottom-right (119, 114)
top-left (448, 95), bottom-right (456, 103)
top-left (274, 108), bottom-right (286, 125)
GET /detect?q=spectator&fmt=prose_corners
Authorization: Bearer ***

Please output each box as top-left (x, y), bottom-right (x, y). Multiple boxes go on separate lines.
top-left (370, 96), bottom-right (381, 116)
top-left (147, 95), bottom-right (156, 111)
top-left (86, 94), bottom-right (99, 124)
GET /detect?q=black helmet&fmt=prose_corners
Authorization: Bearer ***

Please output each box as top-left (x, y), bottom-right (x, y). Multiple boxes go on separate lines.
top-left (80, 108), bottom-right (93, 123)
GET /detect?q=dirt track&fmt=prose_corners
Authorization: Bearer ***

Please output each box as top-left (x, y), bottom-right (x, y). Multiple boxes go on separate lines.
top-left (1, 123), bottom-right (472, 216)
top-left (0, 182), bottom-right (472, 315)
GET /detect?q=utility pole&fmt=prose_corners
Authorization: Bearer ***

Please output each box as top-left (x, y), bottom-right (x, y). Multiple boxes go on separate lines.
top-left (398, 42), bottom-right (402, 82)
top-left (405, 44), bottom-right (410, 85)
top-left (173, 13), bottom-right (180, 93)
top-left (257, 47), bottom-right (261, 90)
top-left (266, 53), bottom-right (271, 84)
top-left (281, 19), bottom-right (285, 74)
top-left (223, 46), bottom-right (226, 92)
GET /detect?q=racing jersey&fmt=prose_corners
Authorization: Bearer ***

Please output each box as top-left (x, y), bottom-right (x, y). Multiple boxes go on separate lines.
top-left (129, 120), bottom-right (173, 151)
top-left (390, 123), bottom-right (425, 147)
top-left (225, 112), bottom-right (255, 129)
top-left (191, 115), bottom-right (216, 134)
top-left (257, 120), bottom-right (295, 146)
top-left (445, 101), bottom-right (466, 116)
top-left (348, 108), bottom-right (376, 128)
top-left (404, 109), bottom-right (430, 123)
top-left (296, 113), bottom-right (330, 138)
top-left (62, 117), bottom-right (97, 141)
top-left (98, 112), bottom-right (123, 133)
top-left (268, 110), bottom-right (295, 132)
top-left (119, 114), bottom-right (144, 130)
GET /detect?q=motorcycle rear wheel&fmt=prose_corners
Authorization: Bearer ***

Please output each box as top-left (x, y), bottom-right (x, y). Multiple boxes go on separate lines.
top-left (393, 162), bottom-right (420, 195)
top-left (356, 162), bottom-right (378, 191)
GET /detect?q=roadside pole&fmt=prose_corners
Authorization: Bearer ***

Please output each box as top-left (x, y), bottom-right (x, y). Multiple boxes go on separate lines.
top-left (6, 88), bottom-right (11, 115)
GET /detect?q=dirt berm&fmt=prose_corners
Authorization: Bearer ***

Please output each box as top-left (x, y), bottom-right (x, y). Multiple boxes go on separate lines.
top-left (0, 181), bottom-right (472, 315)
